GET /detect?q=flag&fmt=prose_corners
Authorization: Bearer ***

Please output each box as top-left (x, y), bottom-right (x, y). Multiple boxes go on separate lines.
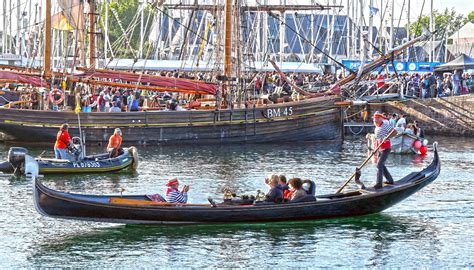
top-left (369, 6), bottom-right (379, 17)
top-left (51, 12), bottom-right (74, 31)
top-left (75, 94), bottom-right (81, 114)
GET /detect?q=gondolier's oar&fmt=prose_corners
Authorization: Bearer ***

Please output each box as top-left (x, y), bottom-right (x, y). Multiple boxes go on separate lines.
top-left (336, 129), bottom-right (397, 194)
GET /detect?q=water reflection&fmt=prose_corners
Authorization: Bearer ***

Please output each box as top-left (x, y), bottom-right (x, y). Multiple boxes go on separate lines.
top-left (1, 136), bottom-right (472, 267)
top-left (29, 214), bottom-right (438, 267)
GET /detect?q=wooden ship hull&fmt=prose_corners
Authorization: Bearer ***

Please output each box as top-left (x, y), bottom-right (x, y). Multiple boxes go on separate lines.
top-left (32, 144), bottom-right (440, 224)
top-left (0, 96), bottom-right (342, 145)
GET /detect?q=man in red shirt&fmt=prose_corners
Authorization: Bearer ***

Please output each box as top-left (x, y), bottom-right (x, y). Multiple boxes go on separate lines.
top-left (54, 124), bottom-right (71, 160)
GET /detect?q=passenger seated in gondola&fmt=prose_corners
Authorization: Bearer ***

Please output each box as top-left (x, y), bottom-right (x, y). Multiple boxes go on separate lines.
top-left (107, 128), bottom-right (123, 158)
top-left (302, 179), bottom-right (316, 196)
top-left (264, 175), bottom-right (283, 203)
top-left (278, 175), bottom-right (290, 199)
top-left (288, 178), bottom-right (307, 202)
top-left (166, 178), bottom-right (189, 204)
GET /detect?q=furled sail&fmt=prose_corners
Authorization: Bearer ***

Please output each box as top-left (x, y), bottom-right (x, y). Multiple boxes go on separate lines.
top-left (0, 71), bottom-right (46, 87)
top-left (77, 68), bottom-right (218, 95)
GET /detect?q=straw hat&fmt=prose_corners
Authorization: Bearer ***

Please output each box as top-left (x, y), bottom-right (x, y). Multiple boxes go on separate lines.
top-left (166, 178), bottom-right (179, 187)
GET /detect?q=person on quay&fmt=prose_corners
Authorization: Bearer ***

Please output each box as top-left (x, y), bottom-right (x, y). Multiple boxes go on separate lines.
top-left (166, 178), bottom-right (189, 204)
top-left (98, 92), bottom-right (106, 112)
top-left (264, 175), bottom-right (283, 203)
top-left (372, 112), bottom-right (397, 189)
top-left (107, 128), bottom-right (123, 158)
top-left (54, 123), bottom-right (71, 160)
top-left (128, 94), bottom-right (140, 112)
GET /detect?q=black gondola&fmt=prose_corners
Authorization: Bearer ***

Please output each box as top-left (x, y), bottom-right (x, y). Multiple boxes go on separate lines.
top-left (0, 146), bottom-right (138, 175)
top-left (32, 144), bottom-right (440, 224)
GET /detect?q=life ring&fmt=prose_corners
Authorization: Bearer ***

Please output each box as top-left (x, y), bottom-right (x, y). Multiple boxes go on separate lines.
top-left (49, 89), bottom-right (65, 105)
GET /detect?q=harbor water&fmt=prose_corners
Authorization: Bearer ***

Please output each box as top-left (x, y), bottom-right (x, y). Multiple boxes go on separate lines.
top-left (0, 136), bottom-right (473, 268)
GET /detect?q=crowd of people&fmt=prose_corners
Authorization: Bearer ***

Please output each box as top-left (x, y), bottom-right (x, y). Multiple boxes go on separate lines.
top-left (252, 71), bottom-right (334, 96)
top-left (401, 71), bottom-right (473, 98)
top-left (3, 67), bottom-right (473, 115)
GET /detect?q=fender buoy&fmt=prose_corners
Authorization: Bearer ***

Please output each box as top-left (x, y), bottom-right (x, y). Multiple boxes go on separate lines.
top-left (419, 145), bottom-right (428, 155)
top-left (49, 89), bottom-right (65, 105)
top-left (128, 146), bottom-right (139, 170)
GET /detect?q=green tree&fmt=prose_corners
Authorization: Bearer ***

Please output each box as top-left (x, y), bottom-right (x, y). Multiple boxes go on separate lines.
top-left (408, 8), bottom-right (467, 39)
top-left (468, 11), bottom-right (474, 21)
top-left (98, 0), bottom-right (154, 59)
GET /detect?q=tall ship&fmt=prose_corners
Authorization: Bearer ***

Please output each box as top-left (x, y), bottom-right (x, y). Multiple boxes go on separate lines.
top-left (0, 1), bottom-right (429, 145)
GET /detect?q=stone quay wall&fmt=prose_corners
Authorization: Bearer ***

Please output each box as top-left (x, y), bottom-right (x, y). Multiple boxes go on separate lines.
top-left (368, 94), bottom-right (474, 137)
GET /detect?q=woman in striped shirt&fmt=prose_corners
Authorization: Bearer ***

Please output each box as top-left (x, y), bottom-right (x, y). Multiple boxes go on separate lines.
top-left (165, 178), bottom-right (189, 204)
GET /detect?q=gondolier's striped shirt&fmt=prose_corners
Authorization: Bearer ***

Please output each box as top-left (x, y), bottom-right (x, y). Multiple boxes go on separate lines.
top-left (374, 120), bottom-right (393, 149)
top-left (166, 189), bottom-right (188, 204)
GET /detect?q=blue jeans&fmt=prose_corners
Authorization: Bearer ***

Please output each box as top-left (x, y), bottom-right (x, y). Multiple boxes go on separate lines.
top-left (376, 148), bottom-right (393, 186)
top-left (54, 147), bottom-right (68, 160)
top-left (453, 83), bottom-right (460, 96)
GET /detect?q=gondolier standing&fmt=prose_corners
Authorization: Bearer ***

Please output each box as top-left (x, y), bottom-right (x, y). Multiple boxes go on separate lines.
top-left (373, 112), bottom-right (396, 189)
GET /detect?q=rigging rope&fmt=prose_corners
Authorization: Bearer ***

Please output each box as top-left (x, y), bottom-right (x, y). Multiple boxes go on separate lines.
top-left (265, 10), bottom-right (355, 75)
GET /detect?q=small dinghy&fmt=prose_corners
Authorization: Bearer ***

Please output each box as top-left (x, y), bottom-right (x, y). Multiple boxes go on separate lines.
top-left (0, 146), bottom-right (138, 175)
top-left (31, 144), bottom-right (440, 225)
top-left (367, 131), bottom-right (428, 154)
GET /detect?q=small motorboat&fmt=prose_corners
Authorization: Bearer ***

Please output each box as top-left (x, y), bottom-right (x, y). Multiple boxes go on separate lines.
top-left (0, 146), bottom-right (138, 175)
top-left (31, 143), bottom-right (440, 224)
top-left (367, 131), bottom-right (428, 154)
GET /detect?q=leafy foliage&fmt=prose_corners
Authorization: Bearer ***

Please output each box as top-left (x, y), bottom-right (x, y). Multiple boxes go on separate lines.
top-left (408, 8), bottom-right (467, 39)
top-left (98, 0), bottom-right (154, 58)
top-left (468, 11), bottom-right (474, 21)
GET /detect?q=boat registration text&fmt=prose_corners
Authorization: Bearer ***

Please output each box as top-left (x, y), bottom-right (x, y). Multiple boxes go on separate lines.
top-left (72, 162), bottom-right (102, 168)
top-left (266, 107), bottom-right (293, 118)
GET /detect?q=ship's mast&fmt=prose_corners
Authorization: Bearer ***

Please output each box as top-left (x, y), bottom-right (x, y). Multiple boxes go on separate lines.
top-left (224, 0), bottom-right (232, 80)
top-left (89, 0), bottom-right (97, 68)
top-left (44, 0), bottom-right (52, 78)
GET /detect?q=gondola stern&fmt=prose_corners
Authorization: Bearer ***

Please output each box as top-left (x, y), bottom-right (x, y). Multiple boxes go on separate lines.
top-left (26, 155), bottom-right (52, 218)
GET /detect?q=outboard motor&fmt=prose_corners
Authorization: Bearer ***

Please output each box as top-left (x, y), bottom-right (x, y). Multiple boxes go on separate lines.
top-left (6, 147), bottom-right (28, 175)
top-left (68, 137), bottom-right (83, 161)
top-left (0, 160), bottom-right (14, 174)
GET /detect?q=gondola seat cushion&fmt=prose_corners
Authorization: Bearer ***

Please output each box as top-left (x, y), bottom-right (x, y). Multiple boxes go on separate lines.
top-left (146, 194), bottom-right (166, 202)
